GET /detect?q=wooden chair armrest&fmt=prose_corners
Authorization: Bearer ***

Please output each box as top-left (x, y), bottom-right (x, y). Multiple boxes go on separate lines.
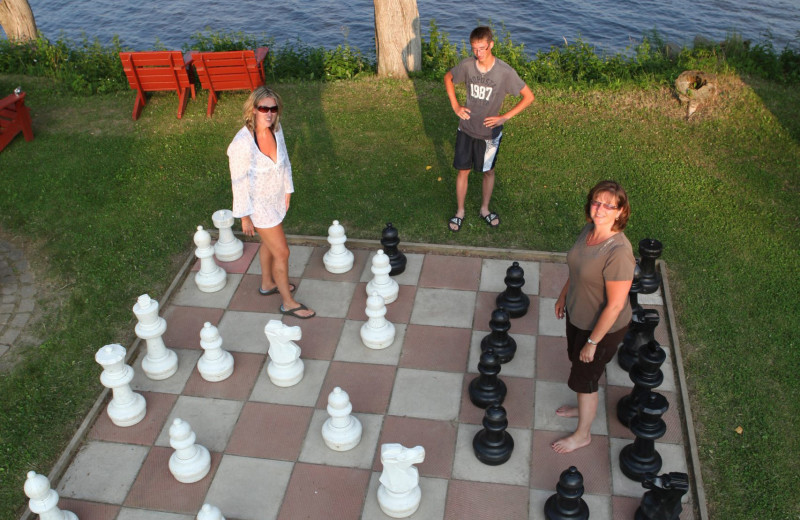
top-left (0, 92), bottom-right (25, 110)
top-left (254, 47), bottom-right (269, 64)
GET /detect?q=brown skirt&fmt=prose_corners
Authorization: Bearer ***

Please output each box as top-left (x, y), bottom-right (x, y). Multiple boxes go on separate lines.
top-left (565, 317), bottom-right (628, 394)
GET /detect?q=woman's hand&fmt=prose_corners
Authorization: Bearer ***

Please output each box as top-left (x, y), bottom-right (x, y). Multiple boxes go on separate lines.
top-left (579, 342), bottom-right (596, 363)
top-left (285, 193), bottom-right (292, 211)
top-left (241, 216), bottom-right (255, 237)
top-left (554, 297), bottom-right (566, 319)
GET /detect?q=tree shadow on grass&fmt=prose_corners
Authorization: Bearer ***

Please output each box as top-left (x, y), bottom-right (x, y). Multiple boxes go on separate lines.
top-left (744, 77), bottom-right (800, 144)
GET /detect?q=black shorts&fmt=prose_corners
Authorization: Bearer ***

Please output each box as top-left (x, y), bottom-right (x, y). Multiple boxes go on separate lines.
top-left (565, 317), bottom-right (628, 394)
top-left (453, 129), bottom-right (503, 172)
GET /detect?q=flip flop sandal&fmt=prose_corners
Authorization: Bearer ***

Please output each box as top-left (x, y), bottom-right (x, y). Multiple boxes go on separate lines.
top-left (279, 303), bottom-right (316, 319)
top-left (259, 283), bottom-right (297, 296)
top-left (448, 216), bottom-right (463, 232)
top-left (480, 212), bottom-right (500, 228)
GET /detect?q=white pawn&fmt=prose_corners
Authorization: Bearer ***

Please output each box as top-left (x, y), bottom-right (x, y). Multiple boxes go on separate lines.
top-left (193, 225), bottom-right (226, 293)
top-left (264, 320), bottom-right (304, 387)
top-left (360, 291), bottom-right (395, 349)
top-left (197, 322), bottom-right (234, 382)
top-left (197, 503), bottom-right (226, 520)
top-left (24, 471), bottom-right (78, 520)
top-left (366, 249), bottom-right (399, 304)
top-left (168, 418), bottom-right (211, 483)
top-left (212, 209), bottom-right (243, 262)
top-left (377, 443), bottom-right (426, 518)
top-left (133, 294), bottom-right (178, 380)
top-left (95, 344), bottom-right (146, 427)
top-left (323, 220), bottom-right (354, 274)
top-left (321, 387), bottom-right (362, 451)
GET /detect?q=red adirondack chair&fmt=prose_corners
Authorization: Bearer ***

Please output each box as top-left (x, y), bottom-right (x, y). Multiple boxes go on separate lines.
top-left (0, 91), bottom-right (34, 153)
top-left (190, 47), bottom-right (269, 117)
top-left (119, 51), bottom-right (196, 120)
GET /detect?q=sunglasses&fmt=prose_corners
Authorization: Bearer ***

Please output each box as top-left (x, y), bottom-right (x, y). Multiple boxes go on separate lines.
top-left (256, 105), bottom-right (278, 114)
top-left (590, 200), bottom-right (619, 211)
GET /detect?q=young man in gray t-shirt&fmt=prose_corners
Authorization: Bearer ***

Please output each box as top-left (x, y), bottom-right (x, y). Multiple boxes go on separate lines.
top-left (444, 26), bottom-right (535, 232)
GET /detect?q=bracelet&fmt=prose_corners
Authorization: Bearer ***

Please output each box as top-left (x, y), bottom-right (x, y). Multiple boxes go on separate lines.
top-left (586, 338), bottom-right (598, 346)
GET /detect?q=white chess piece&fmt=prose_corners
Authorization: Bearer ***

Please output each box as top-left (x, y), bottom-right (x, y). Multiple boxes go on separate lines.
top-left (360, 291), bottom-right (395, 349)
top-left (197, 322), bottom-right (234, 382)
top-left (323, 220), bottom-right (354, 273)
top-left (193, 225), bottom-right (226, 292)
top-left (95, 344), bottom-right (146, 427)
top-left (133, 294), bottom-right (178, 380)
top-left (168, 418), bottom-right (211, 483)
top-left (24, 471), bottom-right (78, 520)
top-left (197, 503), bottom-right (226, 520)
top-left (264, 320), bottom-right (304, 387)
top-left (366, 250), bottom-right (399, 304)
top-left (321, 387), bottom-right (362, 451)
top-left (212, 209), bottom-right (243, 262)
top-left (377, 443), bottom-right (426, 518)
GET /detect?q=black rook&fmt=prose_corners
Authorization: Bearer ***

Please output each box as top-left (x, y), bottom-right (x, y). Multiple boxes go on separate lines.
top-left (638, 238), bottom-right (663, 294)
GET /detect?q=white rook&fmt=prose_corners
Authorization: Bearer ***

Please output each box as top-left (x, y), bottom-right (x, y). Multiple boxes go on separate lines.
top-left (24, 471), bottom-right (78, 520)
top-left (95, 344), bottom-right (146, 427)
top-left (193, 225), bottom-right (226, 292)
top-left (366, 249), bottom-right (399, 304)
top-left (133, 294), bottom-right (178, 380)
top-left (212, 209), bottom-right (243, 262)
top-left (197, 322), bottom-right (234, 382)
top-left (323, 220), bottom-right (354, 274)
top-left (378, 443), bottom-right (426, 518)
top-left (168, 418), bottom-right (211, 483)
top-left (360, 291), bottom-right (395, 349)
top-left (321, 387), bottom-right (362, 451)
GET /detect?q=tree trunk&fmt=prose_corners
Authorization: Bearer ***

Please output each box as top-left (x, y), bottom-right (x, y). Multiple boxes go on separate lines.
top-left (373, 0), bottom-right (421, 78)
top-left (0, 0), bottom-right (38, 42)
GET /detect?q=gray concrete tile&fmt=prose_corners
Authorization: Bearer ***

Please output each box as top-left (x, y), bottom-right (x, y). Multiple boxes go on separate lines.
top-left (57, 441), bottom-right (149, 503)
top-left (538, 297), bottom-right (566, 337)
top-left (171, 273), bottom-right (242, 308)
top-left (293, 279), bottom-right (356, 318)
top-left (360, 251), bottom-right (424, 286)
top-left (132, 348), bottom-right (200, 394)
top-left (480, 259), bottom-right (541, 295)
top-left (638, 288), bottom-right (664, 306)
top-left (216, 310), bottom-right (284, 353)
top-left (298, 409), bottom-right (383, 468)
top-left (534, 381), bottom-right (608, 435)
top-left (250, 358), bottom-right (328, 406)
top-left (362, 473), bottom-right (448, 519)
top-left (204, 455), bottom-right (293, 520)
top-left (605, 347), bottom-right (676, 393)
top-left (467, 330), bottom-right (536, 378)
top-left (117, 510), bottom-right (193, 520)
top-left (451, 423), bottom-right (531, 486)
top-left (530, 489), bottom-right (612, 520)
top-left (409, 288), bottom-right (475, 328)
top-left (155, 396), bottom-right (243, 452)
top-left (609, 438), bottom-right (689, 499)
top-left (388, 368), bottom-right (463, 421)
top-left (333, 320), bottom-right (406, 365)
top-left (247, 244), bottom-right (314, 278)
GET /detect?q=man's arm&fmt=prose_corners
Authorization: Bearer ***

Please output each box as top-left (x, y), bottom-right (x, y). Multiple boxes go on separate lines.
top-left (483, 84), bottom-right (534, 128)
top-left (444, 70), bottom-right (471, 120)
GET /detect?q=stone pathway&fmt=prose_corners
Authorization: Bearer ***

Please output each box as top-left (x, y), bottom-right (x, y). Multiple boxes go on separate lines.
top-left (0, 238), bottom-right (37, 361)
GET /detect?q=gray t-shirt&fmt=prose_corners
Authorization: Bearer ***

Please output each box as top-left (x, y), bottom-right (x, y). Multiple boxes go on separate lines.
top-left (565, 223), bottom-right (635, 332)
top-left (449, 56), bottom-right (526, 140)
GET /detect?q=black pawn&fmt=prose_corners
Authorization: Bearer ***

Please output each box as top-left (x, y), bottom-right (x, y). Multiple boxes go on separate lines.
top-left (620, 392), bottom-right (669, 482)
top-left (495, 261), bottom-right (530, 318)
top-left (468, 348), bottom-right (507, 408)
top-left (544, 466), bottom-right (590, 520)
top-left (629, 261), bottom-right (643, 316)
top-left (618, 340), bottom-right (666, 428)
top-left (635, 472), bottom-right (690, 520)
top-left (380, 222), bottom-right (406, 276)
top-left (480, 307), bottom-right (517, 363)
top-left (472, 403), bottom-right (514, 465)
top-left (638, 239), bottom-right (663, 294)
top-left (617, 308), bottom-right (660, 372)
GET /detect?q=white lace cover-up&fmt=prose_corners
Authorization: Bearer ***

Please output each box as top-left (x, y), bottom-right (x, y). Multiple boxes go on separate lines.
top-left (227, 125), bottom-right (295, 229)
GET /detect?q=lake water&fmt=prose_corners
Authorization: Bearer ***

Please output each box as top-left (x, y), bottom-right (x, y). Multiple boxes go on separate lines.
top-left (24, 0), bottom-right (800, 56)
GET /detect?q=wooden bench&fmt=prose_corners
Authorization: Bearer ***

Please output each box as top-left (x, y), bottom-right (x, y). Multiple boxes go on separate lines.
top-left (119, 51), bottom-right (196, 120)
top-left (0, 91), bottom-right (34, 153)
top-left (190, 47), bottom-right (269, 117)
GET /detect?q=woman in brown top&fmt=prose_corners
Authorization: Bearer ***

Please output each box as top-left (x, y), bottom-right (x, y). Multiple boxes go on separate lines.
top-left (552, 180), bottom-right (635, 453)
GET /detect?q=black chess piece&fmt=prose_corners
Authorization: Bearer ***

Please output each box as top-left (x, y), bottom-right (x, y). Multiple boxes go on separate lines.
top-left (495, 261), bottom-right (530, 318)
top-left (468, 348), bottom-right (507, 408)
top-left (617, 308), bottom-right (660, 372)
top-left (472, 403), bottom-right (514, 465)
top-left (638, 239), bottom-right (663, 294)
top-left (544, 466), bottom-right (590, 520)
top-left (480, 307), bottom-right (517, 363)
top-left (618, 340), bottom-right (666, 428)
top-left (620, 391), bottom-right (669, 482)
top-left (380, 222), bottom-right (406, 276)
top-left (635, 472), bottom-right (690, 520)
top-left (629, 260), bottom-right (643, 317)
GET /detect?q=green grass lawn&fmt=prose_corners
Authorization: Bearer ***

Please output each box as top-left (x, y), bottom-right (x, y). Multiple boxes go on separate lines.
top-left (0, 73), bottom-right (798, 519)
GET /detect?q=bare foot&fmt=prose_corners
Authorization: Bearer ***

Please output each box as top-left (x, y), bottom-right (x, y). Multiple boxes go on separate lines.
top-left (555, 405), bottom-right (579, 418)
top-left (551, 433), bottom-right (591, 454)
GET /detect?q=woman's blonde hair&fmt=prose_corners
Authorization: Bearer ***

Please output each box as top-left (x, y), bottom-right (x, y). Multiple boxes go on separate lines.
top-left (243, 86), bottom-right (283, 133)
